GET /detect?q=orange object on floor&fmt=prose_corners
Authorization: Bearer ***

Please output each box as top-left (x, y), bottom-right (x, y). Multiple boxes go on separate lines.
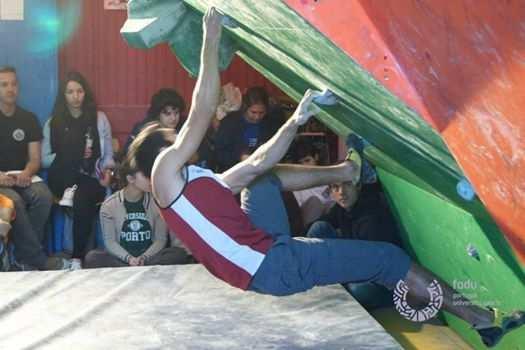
top-left (0, 194), bottom-right (15, 221)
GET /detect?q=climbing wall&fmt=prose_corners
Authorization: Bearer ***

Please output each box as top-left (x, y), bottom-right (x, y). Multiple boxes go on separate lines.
top-left (120, 1), bottom-right (525, 348)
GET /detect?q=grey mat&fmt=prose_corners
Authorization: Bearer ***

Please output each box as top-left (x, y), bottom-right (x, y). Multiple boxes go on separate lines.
top-left (0, 265), bottom-right (401, 349)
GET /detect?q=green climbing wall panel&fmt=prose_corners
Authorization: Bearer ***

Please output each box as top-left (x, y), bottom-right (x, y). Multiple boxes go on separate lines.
top-left (380, 168), bottom-right (525, 349)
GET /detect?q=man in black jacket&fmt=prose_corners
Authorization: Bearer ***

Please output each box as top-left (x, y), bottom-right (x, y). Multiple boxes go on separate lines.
top-left (306, 179), bottom-right (402, 310)
top-left (306, 181), bottom-right (401, 246)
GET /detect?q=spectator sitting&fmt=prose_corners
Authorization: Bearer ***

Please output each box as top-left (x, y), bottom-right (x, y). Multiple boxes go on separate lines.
top-left (120, 88), bottom-right (218, 169)
top-left (307, 181), bottom-right (401, 245)
top-left (41, 71), bottom-right (115, 264)
top-left (214, 86), bottom-right (284, 172)
top-left (307, 179), bottom-right (402, 310)
top-left (84, 158), bottom-right (193, 268)
top-left (0, 66), bottom-right (68, 270)
top-left (122, 88), bottom-right (185, 155)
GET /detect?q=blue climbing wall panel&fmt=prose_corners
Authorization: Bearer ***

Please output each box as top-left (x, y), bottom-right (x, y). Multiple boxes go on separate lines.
top-left (0, 0), bottom-right (58, 124)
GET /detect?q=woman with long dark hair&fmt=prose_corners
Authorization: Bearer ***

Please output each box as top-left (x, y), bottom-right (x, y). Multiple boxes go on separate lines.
top-left (42, 71), bottom-right (114, 264)
top-left (122, 88), bottom-right (186, 155)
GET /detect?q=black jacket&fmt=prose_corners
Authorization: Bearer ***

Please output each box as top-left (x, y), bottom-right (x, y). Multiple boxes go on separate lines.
top-left (318, 184), bottom-right (402, 246)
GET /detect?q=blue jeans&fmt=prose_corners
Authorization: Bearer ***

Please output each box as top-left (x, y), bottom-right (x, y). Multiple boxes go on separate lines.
top-left (241, 174), bottom-right (291, 237)
top-left (306, 221), bottom-right (338, 239)
top-left (242, 174), bottom-right (411, 297)
top-left (307, 221), bottom-right (393, 309)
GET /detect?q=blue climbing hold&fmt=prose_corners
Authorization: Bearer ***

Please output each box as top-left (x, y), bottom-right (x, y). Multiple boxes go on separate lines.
top-left (221, 15), bottom-right (239, 28)
top-left (313, 88), bottom-right (338, 106)
top-left (457, 178), bottom-right (476, 201)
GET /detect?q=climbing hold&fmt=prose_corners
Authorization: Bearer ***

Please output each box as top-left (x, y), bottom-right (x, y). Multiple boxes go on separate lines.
top-left (221, 15), bottom-right (239, 28)
top-left (466, 244), bottom-right (480, 261)
top-left (313, 88), bottom-right (337, 106)
top-left (457, 178), bottom-right (476, 201)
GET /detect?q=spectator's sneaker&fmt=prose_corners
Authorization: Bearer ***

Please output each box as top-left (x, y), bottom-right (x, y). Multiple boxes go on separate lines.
top-left (476, 309), bottom-right (525, 347)
top-left (44, 257), bottom-right (71, 270)
top-left (59, 185), bottom-right (78, 207)
top-left (69, 258), bottom-right (82, 271)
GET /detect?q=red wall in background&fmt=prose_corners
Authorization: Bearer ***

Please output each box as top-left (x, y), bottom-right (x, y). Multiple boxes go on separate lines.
top-left (57, 1), bottom-right (284, 146)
